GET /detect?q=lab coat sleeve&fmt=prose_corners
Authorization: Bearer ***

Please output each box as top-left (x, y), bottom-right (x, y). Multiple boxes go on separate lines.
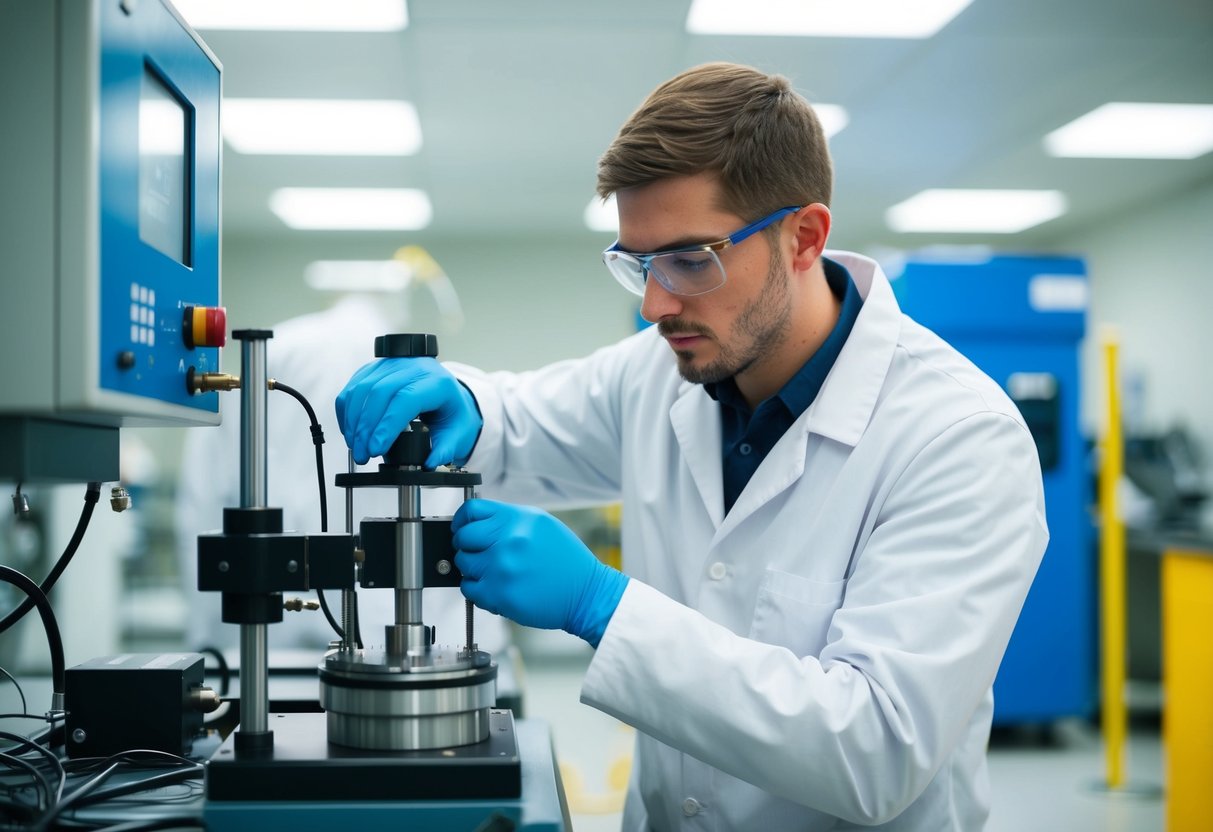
top-left (447, 331), bottom-right (651, 507)
top-left (581, 411), bottom-right (1048, 825)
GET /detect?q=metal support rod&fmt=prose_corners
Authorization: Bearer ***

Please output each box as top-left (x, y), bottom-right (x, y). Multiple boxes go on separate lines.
top-left (239, 624), bottom-right (268, 735)
top-left (239, 338), bottom-right (269, 509)
top-left (341, 451), bottom-right (356, 652)
top-left (388, 484), bottom-right (426, 658)
top-left (235, 331), bottom-right (271, 741)
top-left (464, 484), bottom-right (477, 652)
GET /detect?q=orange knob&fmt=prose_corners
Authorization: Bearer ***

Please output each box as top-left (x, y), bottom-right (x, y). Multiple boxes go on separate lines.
top-left (183, 306), bottom-right (227, 349)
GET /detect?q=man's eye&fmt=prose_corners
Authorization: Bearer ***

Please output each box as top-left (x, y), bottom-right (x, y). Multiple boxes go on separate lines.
top-left (664, 254), bottom-right (714, 275)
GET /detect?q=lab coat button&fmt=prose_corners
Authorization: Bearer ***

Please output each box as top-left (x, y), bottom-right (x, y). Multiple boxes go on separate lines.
top-left (682, 797), bottom-right (701, 816)
top-left (739, 442), bottom-right (752, 455)
top-left (708, 562), bottom-right (727, 580)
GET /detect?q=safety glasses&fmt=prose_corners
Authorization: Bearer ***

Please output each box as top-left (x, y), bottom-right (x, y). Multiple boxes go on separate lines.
top-left (602, 205), bottom-right (801, 297)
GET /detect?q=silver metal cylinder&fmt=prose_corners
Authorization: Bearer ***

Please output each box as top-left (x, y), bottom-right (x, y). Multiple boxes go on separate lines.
top-left (464, 485), bottom-right (477, 652)
top-left (239, 338), bottom-right (269, 509)
top-left (321, 648), bottom-right (496, 751)
top-left (341, 451), bottom-right (356, 651)
top-left (396, 588), bottom-right (423, 623)
top-left (239, 623), bottom-right (268, 734)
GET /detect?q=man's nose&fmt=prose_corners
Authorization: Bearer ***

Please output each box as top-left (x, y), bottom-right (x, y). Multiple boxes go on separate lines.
top-left (639, 271), bottom-right (683, 323)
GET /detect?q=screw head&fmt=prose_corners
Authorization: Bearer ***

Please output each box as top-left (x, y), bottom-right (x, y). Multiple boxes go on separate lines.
top-left (436, 559), bottom-right (452, 575)
top-left (72, 728), bottom-right (87, 743)
top-left (286, 560), bottom-right (299, 573)
top-left (218, 561), bottom-right (230, 573)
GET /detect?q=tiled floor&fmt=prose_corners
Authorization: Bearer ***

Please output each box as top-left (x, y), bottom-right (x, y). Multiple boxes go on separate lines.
top-left (521, 648), bottom-right (1166, 832)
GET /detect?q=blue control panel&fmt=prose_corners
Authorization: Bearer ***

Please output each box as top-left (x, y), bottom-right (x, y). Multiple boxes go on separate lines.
top-left (98, 0), bottom-right (221, 415)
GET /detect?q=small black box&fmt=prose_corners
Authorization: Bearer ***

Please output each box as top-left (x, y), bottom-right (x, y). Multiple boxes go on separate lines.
top-left (65, 653), bottom-right (206, 759)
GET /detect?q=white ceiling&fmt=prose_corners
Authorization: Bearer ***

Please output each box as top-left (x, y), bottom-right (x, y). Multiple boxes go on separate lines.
top-left (190, 0), bottom-right (1213, 251)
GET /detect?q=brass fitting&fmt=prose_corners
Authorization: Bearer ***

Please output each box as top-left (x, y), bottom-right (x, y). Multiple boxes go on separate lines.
top-left (284, 597), bottom-right (321, 612)
top-left (190, 372), bottom-right (241, 393)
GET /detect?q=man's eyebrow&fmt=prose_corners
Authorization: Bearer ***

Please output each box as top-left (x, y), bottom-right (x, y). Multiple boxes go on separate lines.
top-left (616, 233), bottom-right (724, 255)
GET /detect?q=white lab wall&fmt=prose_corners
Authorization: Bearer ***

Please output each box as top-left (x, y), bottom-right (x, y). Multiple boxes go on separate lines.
top-left (1051, 178), bottom-right (1213, 463)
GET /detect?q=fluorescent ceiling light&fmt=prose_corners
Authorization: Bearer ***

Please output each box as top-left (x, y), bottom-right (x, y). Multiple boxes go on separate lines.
top-left (812, 103), bottom-right (849, 138)
top-left (585, 194), bottom-right (618, 233)
top-left (270, 188), bottom-right (432, 230)
top-left (886, 189), bottom-right (1067, 234)
top-left (304, 260), bottom-right (413, 292)
top-left (1044, 102), bottom-right (1213, 159)
top-left (686, 0), bottom-right (974, 38)
top-left (173, 0), bottom-right (407, 31)
top-left (224, 99), bottom-right (422, 156)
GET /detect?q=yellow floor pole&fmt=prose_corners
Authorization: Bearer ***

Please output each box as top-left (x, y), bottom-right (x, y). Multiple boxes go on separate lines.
top-left (1099, 331), bottom-right (1126, 789)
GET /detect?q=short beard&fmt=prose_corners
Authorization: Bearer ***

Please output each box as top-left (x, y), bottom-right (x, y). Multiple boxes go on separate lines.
top-left (665, 245), bottom-right (792, 386)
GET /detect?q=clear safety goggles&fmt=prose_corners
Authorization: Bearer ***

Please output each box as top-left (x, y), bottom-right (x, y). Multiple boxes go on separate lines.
top-left (601, 205), bottom-right (801, 297)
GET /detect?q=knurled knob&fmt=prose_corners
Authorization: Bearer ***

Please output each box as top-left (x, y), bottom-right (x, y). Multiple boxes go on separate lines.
top-left (374, 333), bottom-right (438, 359)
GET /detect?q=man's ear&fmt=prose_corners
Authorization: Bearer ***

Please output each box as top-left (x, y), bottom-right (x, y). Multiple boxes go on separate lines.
top-left (789, 203), bottom-right (831, 272)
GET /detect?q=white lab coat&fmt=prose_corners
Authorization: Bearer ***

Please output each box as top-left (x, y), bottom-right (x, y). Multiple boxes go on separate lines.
top-left (175, 296), bottom-right (507, 655)
top-left (453, 251), bottom-right (1047, 830)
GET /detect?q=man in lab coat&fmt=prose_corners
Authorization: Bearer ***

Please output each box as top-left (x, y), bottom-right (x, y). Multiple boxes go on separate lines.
top-left (336, 63), bottom-right (1047, 830)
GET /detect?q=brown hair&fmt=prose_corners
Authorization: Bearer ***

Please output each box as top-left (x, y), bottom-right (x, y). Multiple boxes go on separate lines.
top-left (596, 62), bottom-right (833, 221)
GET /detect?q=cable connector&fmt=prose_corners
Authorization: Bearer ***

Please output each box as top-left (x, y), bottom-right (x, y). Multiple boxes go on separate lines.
top-left (110, 485), bottom-right (132, 512)
top-left (187, 368), bottom-right (241, 394)
top-left (11, 483), bottom-right (30, 518)
top-left (284, 597), bottom-right (321, 612)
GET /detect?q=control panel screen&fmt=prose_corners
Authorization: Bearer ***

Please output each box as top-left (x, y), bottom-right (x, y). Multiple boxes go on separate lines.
top-left (138, 68), bottom-right (190, 265)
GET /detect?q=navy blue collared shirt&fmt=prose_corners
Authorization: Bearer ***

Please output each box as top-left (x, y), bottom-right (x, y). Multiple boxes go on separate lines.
top-left (704, 257), bottom-right (863, 514)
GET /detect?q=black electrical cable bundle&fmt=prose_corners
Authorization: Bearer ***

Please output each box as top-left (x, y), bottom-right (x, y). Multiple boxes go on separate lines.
top-left (0, 483), bottom-right (102, 637)
top-left (7, 749), bottom-right (202, 832)
top-left (0, 570), bottom-right (64, 704)
top-left (270, 380), bottom-right (362, 648)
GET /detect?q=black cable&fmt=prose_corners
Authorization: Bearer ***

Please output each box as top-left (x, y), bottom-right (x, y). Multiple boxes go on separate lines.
top-left (0, 664), bottom-right (28, 715)
top-left (0, 482), bottom-right (101, 636)
top-left (271, 380), bottom-right (363, 649)
top-left (0, 750), bottom-right (52, 811)
top-left (270, 381), bottom-right (328, 529)
top-left (70, 765), bottom-right (201, 808)
top-left (0, 568), bottom-right (65, 698)
top-left (35, 761), bottom-right (120, 831)
top-left (0, 730), bottom-right (66, 805)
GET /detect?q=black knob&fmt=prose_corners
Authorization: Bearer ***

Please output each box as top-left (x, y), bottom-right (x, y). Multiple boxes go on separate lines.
top-left (384, 420), bottom-right (431, 467)
top-left (375, 333), bottom-right (438, 359)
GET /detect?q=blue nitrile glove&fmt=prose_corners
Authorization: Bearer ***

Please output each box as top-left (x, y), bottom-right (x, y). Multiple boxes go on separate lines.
top-left (335, 357), bottom-right (482, 467)
top-left (452, 499), bottom-right (629, 648)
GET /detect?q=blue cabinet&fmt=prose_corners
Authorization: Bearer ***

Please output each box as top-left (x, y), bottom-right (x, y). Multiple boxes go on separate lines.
top-left (890, 253), bottom-right (1096, 724)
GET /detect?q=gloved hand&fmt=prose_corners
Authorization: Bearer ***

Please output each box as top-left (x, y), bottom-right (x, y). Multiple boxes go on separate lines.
top-left (335, 357), bottom-right (482, 467)
top-left (452, 499), bottom-right (629, 648)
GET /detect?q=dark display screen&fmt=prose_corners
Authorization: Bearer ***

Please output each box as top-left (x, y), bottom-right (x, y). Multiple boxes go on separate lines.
top-left (138, 68), bottom-right (190, 265)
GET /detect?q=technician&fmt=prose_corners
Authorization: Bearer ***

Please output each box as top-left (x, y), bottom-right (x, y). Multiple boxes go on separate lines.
top-left (336, 63), bottom-right (1047, 831)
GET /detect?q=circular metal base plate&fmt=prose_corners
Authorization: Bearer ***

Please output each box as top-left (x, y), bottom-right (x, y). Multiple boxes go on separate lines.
top-left (319, 648), bottom-right (497, 751)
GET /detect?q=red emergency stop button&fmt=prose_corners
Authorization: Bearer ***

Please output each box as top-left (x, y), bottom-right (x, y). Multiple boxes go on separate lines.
top-left (183, 306), bottom-right (227, 349)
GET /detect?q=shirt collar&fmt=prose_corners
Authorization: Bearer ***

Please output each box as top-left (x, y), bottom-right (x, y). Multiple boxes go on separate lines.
top-left (703, 257), bottom-right (860, 421)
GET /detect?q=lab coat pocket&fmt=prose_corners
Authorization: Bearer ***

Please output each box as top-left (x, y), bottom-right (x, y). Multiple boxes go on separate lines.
top-left (749, 568), bottom-right (845, 657)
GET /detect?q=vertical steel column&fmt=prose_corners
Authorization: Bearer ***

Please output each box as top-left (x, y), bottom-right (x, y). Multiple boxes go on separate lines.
top-left (342, 451), bottom-right (357, 651)
top-left (238, 334), bottom-right (269, 738)
top-left (463, 484), bottom-right (477, 653)
top-left (386, 484), bottom-right (425, 657)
